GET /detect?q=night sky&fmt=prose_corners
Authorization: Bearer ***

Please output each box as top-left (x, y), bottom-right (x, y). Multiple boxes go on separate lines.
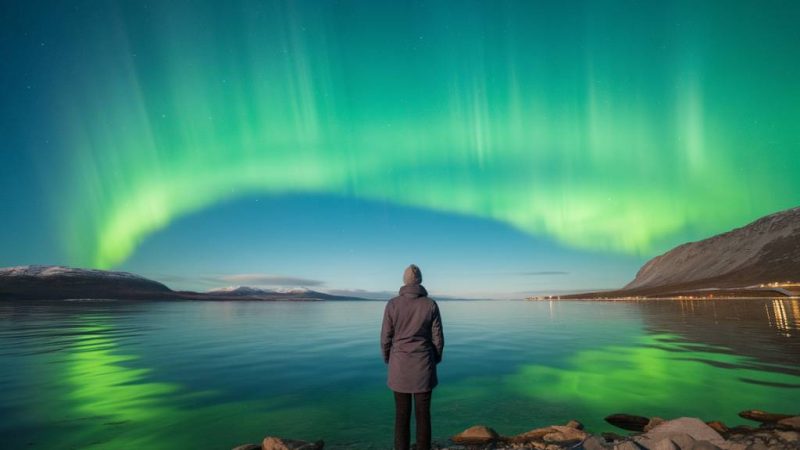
top-left (1, 1), bottom-right (798, 297)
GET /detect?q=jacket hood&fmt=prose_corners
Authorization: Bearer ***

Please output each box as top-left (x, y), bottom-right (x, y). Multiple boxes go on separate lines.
top-left (399, 283), bottom-right (428, 298)
top-left (403, 264), bottom-right (422, 285)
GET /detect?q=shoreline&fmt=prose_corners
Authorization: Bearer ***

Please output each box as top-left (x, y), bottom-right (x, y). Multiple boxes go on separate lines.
top-left (528, 296), bottom-right (800, 301)
top-left (234, 410), bottom-right (800, 450)
top-left (542, 283), bottom-right (800, 301)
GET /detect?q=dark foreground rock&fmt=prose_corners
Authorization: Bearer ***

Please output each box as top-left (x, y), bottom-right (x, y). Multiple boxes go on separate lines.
top-left (605, 414), bottom-right (651, 432)
top-left (739, 411), bottom-right (795, 425)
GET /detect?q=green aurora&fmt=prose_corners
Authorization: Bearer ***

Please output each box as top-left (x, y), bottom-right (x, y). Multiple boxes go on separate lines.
top-left (44, 0), bottom-right (800, 268)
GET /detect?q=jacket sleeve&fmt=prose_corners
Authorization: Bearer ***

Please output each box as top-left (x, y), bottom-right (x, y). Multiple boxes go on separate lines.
top-left (380, 301), bottom-right (394, 364)
top-left (431, 301), bottom-right (444, 364)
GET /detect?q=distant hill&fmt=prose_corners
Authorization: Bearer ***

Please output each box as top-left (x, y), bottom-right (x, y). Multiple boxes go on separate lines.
top-left (562, 207), bottom-right (800, 299)
top-left (0, 265), bottom-right (362, 301)
top-left (204, 285), bottom-right (349, 301)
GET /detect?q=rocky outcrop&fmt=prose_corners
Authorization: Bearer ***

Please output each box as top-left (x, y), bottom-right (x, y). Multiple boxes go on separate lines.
top-left (451, 425), bottom-right (501, 444)
top-left (625, 207), bottom-right (800, 291)
top-left (542, 425), bottom-right (589, 444)
top-left (233, 411), bottom-right (800, 450)
top-left (261, 437), bottom-right (323, 450)
top-left (632, 417), bottom-right (726, 449)
top-left (449, 410), bottom-right (799, 450)
top-left (561, 206), bottom-right (800, 299)
top-left (232, 437), bottom-right (323, 450)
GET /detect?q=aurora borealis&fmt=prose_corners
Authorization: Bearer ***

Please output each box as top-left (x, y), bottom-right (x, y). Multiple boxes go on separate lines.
top-left (2, 1), bottom-right (799, 294)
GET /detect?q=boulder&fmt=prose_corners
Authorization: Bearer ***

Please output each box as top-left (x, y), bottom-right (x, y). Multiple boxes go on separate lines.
top-left (726, 425), bottom-right (755, 435)
top-left (743, 443), bottom-right (768, 450)
top-left (717, 443), bottom-right (747, 450)
top-left (261, 437), bottom-right (324, 450)
top-left (566, 419), bottom-right (585, 430)
top-left (581, 435), bottom-right (609, 450)
top-left (644, 417), bottom-right (725, 446)
top-left (542, 425), bottom-right (589, 444)
top-left (690, 441), bottom-right (721, 450)
top-left (613, 441), bottom-right (644, 450)
top-left (738, 410), bottom-right (793, 424)
top-left (510, 426), bottom-right (556, 443)
top-left (778, 416), bottom-right (800, 430)
top-left (666, 433), bottom-right (696, 450)
top-left (776, 430), bottom-right (799, 442)
top-left (451, 425), bottom-right (500, 444)
top-left (705, 421), bottom-right (728, 436)
top-left (644, 418), bottom-right (667, 432)
top-left (634, 433), bottom-right (694, 450)
top-left (649, 438), bottom-right (680, 450)
top-left (605, 414), bottom-right (651, 431)
top-left (602, 432), bottom-right (626, 442)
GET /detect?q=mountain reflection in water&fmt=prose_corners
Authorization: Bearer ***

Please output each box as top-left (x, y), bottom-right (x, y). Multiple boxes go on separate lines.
top-left (637, 298), bottom-right (800, 372)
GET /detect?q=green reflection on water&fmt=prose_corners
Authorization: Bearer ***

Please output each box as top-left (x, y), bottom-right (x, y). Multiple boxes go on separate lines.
top-left (58, 321), bottom-right (191, 449)
top-left (12, 307), bottom-right (797, 449)
top-left (65, 323), bottom-right (179, 423)
top-left (505, 333), bottom-right (800, 431)
top-left (53, 319), bottom-right (361, 449)
top-left (51, 320), bottom-right (264, 449)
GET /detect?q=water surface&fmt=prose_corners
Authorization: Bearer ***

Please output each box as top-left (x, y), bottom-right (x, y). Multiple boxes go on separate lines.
top-left (0, 299), bottom-right (798, 449)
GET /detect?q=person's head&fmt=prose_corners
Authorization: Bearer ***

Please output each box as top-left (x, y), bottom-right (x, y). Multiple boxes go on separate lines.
top-left (403, 264), bottom-right (422, 285)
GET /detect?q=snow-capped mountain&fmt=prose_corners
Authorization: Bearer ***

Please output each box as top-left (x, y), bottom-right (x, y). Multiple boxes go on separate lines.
top-left (0, 265), bottom-right (172, 300)
top-left (0, 265), bottom-right (363, 301)
top-left (207, 286), bottom-right (272, 296)
top-left (1, 265), bottom-right (159, 282)
top-left (207, 286), bottom-right (314, 295)
top-left (274, 287), bottom-right (313, 294)
top-left (206, 285), bottom-right (338, 299)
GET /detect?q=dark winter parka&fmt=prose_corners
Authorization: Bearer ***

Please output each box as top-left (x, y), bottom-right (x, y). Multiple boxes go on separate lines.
top-left (381, 282), bottom-right (445, 393)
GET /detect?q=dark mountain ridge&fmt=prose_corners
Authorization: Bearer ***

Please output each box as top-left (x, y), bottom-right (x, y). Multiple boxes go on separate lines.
top-left (0, 265), bottom-right (361, 301)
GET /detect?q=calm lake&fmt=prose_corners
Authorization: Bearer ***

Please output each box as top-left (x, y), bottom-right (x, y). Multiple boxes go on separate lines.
top-left (1, 299), bottom-right (798, 449)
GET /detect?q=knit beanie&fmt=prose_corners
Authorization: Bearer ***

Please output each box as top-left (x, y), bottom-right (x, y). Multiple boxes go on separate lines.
top-left (403, 264), bottom-right (422, 285)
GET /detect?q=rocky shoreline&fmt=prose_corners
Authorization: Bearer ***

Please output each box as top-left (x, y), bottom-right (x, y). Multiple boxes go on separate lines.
top-left (233, 409), bottom-right (800, 450)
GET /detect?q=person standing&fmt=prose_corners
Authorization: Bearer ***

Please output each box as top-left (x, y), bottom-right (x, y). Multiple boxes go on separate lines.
top-left (381, 264), bottom-right (444, 450)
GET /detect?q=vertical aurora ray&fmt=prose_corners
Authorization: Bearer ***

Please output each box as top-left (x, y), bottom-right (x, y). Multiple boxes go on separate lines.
top-left (43, 0), bottom-right (800, 268)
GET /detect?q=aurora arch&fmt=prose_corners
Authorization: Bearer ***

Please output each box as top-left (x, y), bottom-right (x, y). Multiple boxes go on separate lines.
top-left (38, 0), bottom-right (800, 268)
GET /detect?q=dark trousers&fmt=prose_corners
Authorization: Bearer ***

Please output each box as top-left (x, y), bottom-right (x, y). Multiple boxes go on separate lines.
top-left (393, 390), bottom-right (432, 450)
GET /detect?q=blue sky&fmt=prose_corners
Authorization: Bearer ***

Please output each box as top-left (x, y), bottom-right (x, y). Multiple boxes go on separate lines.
top-left (1, 1), bottom-right (798, 298)
top-left (119, 193), bottom-right (642, 297)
